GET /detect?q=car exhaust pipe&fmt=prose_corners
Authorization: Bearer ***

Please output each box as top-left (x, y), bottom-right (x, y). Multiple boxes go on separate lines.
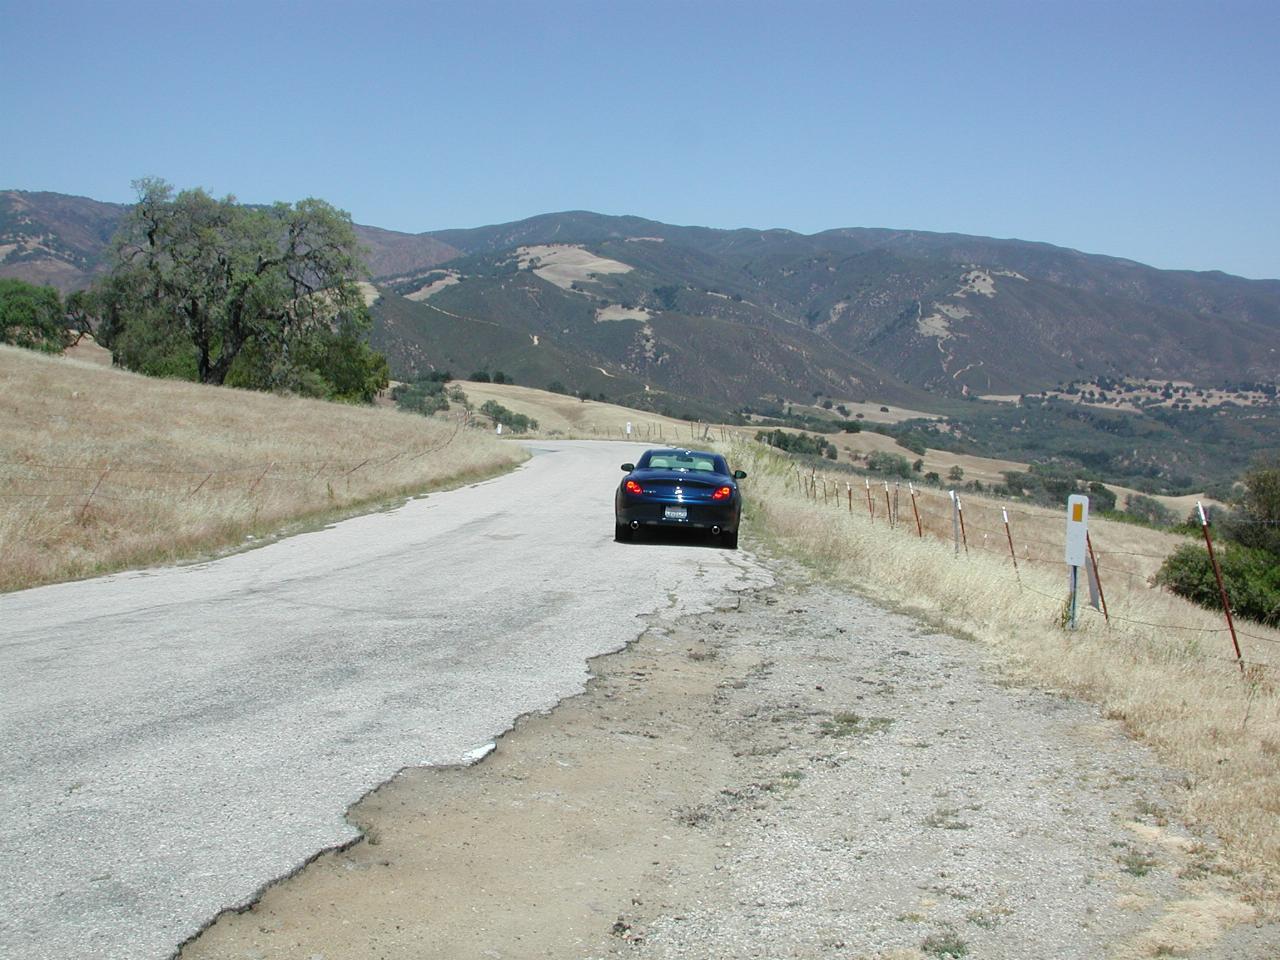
top-left (711, 525), bottom-right (721, 535)
top-left (630, 520), bottom-right (639, 530)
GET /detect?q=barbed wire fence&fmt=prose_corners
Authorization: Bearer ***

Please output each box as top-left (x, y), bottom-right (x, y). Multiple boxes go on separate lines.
top-left (781, 463), bottom-right (1280, 677)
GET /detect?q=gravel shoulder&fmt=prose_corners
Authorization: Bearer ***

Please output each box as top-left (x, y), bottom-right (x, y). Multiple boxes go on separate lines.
top-left (182, 558), bottom-right (1277, 960)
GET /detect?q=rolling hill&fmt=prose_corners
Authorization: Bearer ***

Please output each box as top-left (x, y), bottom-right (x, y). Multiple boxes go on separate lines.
top-left (4, 190), bottom-right (1278, 420)
top-left (0, 190), bottom-right (460, 292)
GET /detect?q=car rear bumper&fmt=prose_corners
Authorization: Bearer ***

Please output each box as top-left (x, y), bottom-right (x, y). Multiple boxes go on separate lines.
top-left (616, 501), bottom-right (739, 530)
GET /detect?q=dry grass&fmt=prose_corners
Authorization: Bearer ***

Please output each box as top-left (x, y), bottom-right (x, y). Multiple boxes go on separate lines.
top-left (450, 380), bottom-right (715, 441)
top-left (728, 439), bottom-right (1280, 905)
top-left (455, 383), bottom-right (1213, 514)
top-left (0, 345), bottom-right (525, 592)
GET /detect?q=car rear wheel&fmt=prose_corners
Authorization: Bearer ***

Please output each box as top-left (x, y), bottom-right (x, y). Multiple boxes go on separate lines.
top-left (722, 528), bottom-right (739, 549)
top-left (615, 521), bottom-right (633, 542)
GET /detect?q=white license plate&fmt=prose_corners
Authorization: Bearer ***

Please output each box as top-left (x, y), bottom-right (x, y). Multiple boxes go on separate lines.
top-left (664, 506), bottom-right (688, 520)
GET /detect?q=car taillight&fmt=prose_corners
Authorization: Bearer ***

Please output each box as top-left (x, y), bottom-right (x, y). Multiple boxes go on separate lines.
top-left (712, 486), bottom-right (732, 500)
top-left (625, 480), bottom-right (644, 495)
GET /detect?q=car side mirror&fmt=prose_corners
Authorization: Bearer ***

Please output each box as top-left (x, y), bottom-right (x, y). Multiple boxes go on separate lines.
top-left (621, 463), bottom-right (635, 472)
top-left (733, 470), bottom-right (747, 479)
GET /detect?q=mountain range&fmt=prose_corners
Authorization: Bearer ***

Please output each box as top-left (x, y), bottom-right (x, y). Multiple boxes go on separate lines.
top-left (4, 189), bottom-right (1278, 418)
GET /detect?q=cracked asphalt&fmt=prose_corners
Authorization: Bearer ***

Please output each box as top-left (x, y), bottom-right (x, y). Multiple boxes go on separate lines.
top-left (0, 440), bottom-right (770, 960)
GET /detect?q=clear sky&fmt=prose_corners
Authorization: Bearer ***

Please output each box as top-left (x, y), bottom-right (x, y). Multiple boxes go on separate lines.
top-left (2, 0), bottom-right (1277, 278)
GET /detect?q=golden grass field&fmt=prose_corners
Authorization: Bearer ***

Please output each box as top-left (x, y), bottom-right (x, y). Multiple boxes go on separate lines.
top-left (0, 345), bottom-right (524, 592)
top-left (724, 438), bottom-right (1280, 908)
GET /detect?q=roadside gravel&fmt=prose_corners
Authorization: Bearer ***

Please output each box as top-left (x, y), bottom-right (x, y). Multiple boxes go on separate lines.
top-left (185, 558), bottom-right (1277, 959)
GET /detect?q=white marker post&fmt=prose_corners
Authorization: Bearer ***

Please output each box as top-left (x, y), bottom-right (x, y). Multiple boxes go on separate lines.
top-left (949, 490), bottom-right (960, 554)
top-left (496, 422), bottom-right (503, 435)
top-left (625, 421), bottom-right (633, 436)
top-left (1064, 494), bottom-right (1090, 629)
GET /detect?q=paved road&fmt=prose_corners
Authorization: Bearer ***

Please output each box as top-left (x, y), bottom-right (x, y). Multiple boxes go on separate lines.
top-left (0, 441), bottom-right (769, 960)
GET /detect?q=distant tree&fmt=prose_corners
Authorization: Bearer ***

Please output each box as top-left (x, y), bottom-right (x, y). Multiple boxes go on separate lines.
top-left (820, 398), bottom-right (833, 410)
top-left (652, 285), bottom-right (680, 310)
top-left (1086, 481), bottom-right (1117, 513)
top-left (867, 451), bottom-right (911, 478)
top-left (470, 370), bottom-right (491, 382)
top-left (924, 471), bottom-right (941, 484)
top-left (0, 278), bottom-right (68, 352)
top-left (1123, 494), bottom-right (1176, 527)
top-left (93, 178), bottom-right (385, 400)
top-left (948, 465), bottom-right (965, 482)
top-left (546, 380), bottom-right (568, 395)
top-left (912, 458), bottom-right (924, 473)
top-left (1243, 456), bottom-right (1280, 524)
top-left (479, 399), bottom-right (538, 433)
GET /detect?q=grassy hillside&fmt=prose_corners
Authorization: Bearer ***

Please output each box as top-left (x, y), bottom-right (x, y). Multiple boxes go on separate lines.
top-left (0, 345), bottom-right (524, 591)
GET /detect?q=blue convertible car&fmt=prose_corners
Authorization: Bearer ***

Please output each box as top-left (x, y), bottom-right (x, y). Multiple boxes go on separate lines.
top-left (614, 448), bottom-right (747, 549)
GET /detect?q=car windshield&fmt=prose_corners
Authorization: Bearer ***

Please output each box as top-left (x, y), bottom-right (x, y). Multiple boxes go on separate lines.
top-left (639, 450), bottom-right (727, 474)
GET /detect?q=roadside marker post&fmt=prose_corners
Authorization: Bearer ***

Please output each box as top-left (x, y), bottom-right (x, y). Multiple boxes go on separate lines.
top-left (883, 482), bottom-right (892, 528)
top-left (909, 483), bottom-right (923, 537)
top-left (1197, 501), bottom-right (1243, 668)
top-left (865, 478), bottom-right (874, 520)
top-left (957, 493), bottom-right (968, 556)
top-left (847, 482), bottom-right (853, 513)
top-left (1065, 494), bottom-right (1089, 630)
top-left (496, 422), bottom-right (503, 435)
top-left (625, 421), bottom-right (632, 436)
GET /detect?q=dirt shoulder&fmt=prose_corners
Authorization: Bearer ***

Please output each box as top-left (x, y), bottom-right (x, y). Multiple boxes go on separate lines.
top-left (181, 562), bottom-right (1276, 960)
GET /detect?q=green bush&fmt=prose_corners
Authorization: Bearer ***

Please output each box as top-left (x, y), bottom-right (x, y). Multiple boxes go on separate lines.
top-left (0, 278), bottom-right (71, 352)
top-left (867, 451), bottom-right (911, 478)
top-left (479, 399), bottom-right (538, 433)
top-left (393, 377), bottom-right (450, 416)
top-left (755, 429), bottom-right (834, 458)
top-left (1154, 543), bottom-right (1280, 626)
top-left (1123, 493), bottom-right (1177, 527)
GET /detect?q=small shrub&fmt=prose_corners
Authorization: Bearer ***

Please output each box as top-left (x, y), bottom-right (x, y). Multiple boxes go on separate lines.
top-left (1154, 543), bottom-right (1280, 626)
top-left (921, 931), bottom-right (968, 957)
top-left (1124, 493), bottom-right (1177, 527)
top-left (479, 399), bottom-right (538, 433)
top-left (867, 451), bottom-right (911, 478)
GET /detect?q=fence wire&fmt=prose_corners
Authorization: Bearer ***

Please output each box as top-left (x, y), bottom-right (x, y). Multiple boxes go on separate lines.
top-left (783, 463), bottom-right (1280, 672)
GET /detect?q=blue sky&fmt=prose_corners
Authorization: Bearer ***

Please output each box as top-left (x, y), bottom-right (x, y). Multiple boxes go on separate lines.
top-left (3, 0), bottom-right (1277, 278)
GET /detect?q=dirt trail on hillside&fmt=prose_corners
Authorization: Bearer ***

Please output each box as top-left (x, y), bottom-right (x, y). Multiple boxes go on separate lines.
top-left (181, 563), bottom-right (1276, 960)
